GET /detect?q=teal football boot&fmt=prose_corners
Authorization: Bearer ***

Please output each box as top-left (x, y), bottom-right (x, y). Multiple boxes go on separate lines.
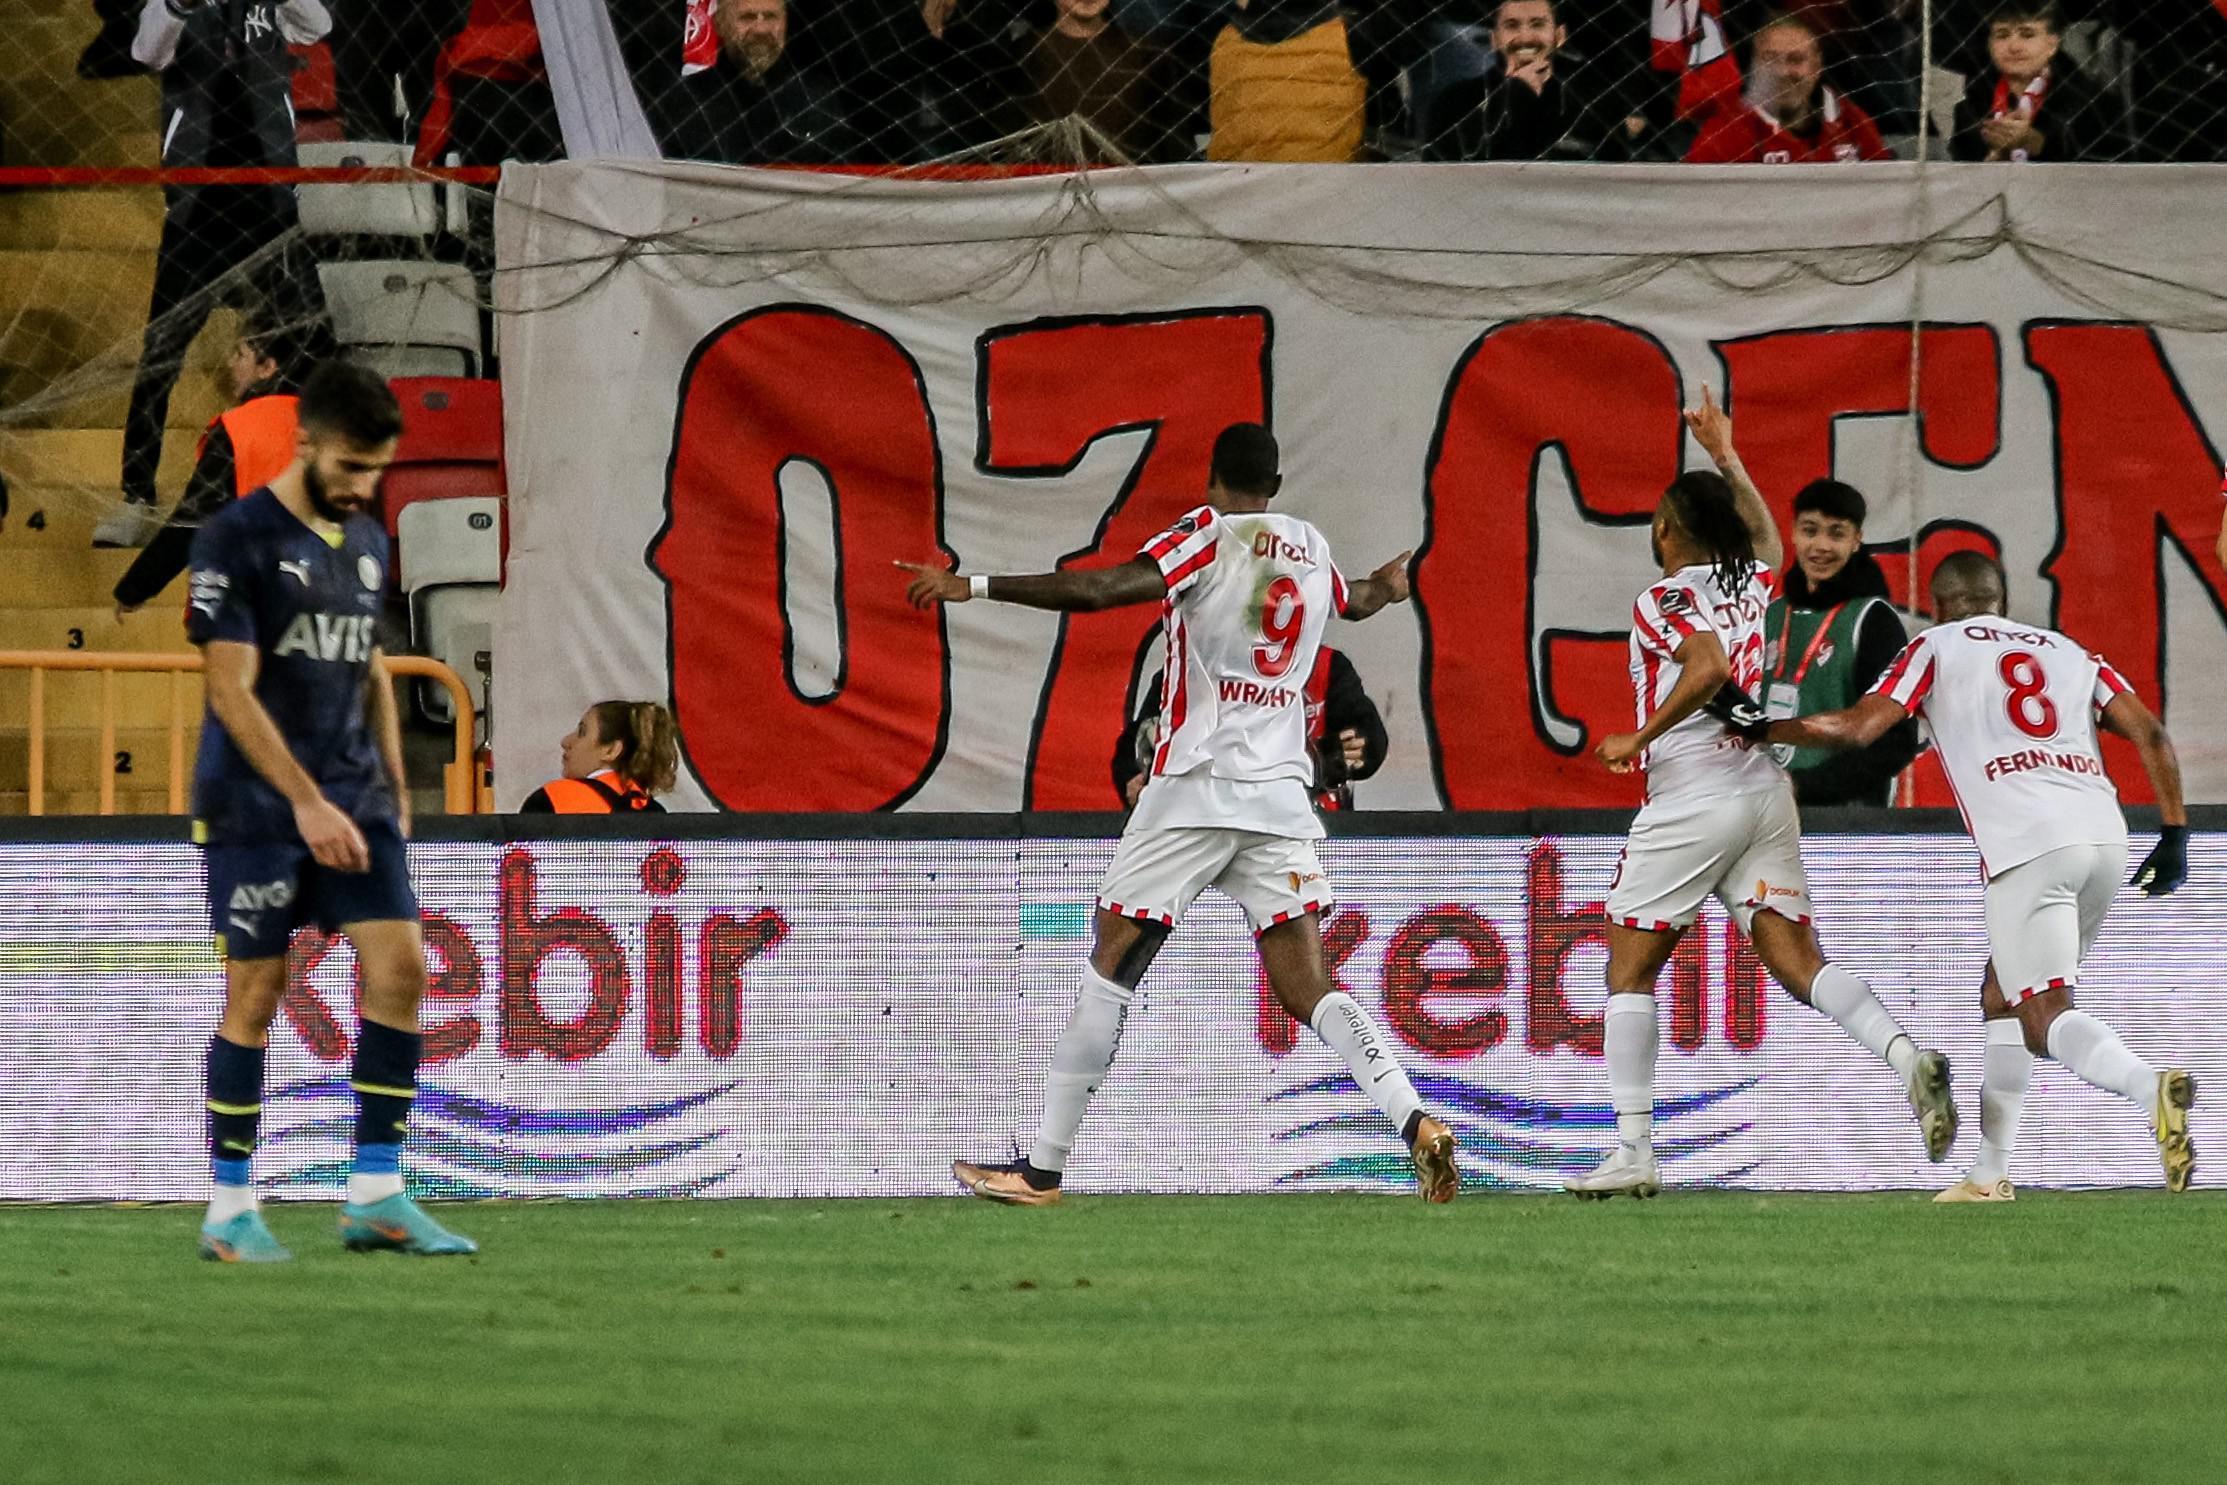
top-left (198, 1209), bottom-right (293, 1264)
top-left (338, 1193), bottom-right (478, 1256)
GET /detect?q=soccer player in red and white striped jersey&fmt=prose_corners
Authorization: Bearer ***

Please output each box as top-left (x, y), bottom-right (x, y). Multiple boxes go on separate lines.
top-left (898, 425), bottom-right (1459, 1205)
top-left (1768, 552), bottom-right (2197, 1195)
top-left (1571, 389), bottom-right (1953, 1199)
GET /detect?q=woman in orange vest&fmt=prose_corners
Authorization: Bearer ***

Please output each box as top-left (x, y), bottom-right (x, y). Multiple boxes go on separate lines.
top-left (520, 701), bottom-right (679, 813)
top-left (113, 311), bottom-right (306, 617)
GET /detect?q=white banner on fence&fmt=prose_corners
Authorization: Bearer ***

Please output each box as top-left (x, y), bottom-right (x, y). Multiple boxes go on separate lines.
top-left (1, 831), bottom-right (2218, 1200)
top-left (491, 162), bottom-right (2227, 814)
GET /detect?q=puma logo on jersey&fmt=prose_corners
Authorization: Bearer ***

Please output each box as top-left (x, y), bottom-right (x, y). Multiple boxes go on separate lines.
top-left (274, 612), bottom-right (377, 663)
top-left (1218, 679), bottom-right (1295, 708)
top-left (278, 559), bottom-right (313, 587)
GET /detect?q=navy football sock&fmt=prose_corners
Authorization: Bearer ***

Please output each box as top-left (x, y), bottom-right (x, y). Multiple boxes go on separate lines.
top-left (206, 1034), bottom-right (266, 1188)
top-left (350, 1019), bottom-right (422, 1177)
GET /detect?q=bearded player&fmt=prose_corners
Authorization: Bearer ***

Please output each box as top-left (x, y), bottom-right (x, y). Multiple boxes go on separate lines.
top-left (187, 362), bottom-right (473, 1260)
top-left (898, 424), bottom-right (1459, 1204)
top-left (1762, 551), bottom-right (2195, 1196)
top-left (1571, 389), bottom-right (1955, 1199)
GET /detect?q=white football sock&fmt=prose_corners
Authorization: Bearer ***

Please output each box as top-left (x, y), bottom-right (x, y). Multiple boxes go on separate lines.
top-left (1808, 964), bottom-right (1920, 1082)
top-left (1028, 968), bottom-right (1134, 1174)
top-left (1969, 1018), bottom-right (2032, 1187)
top-left (1308, 992), bottom-right (1424, 1133)
top-left (347, 1172), bottom-right (405, 1204)
top-left (1605, 992), bottom-right (1658, 1151)
top-left (2045, 1010), bottom-right (2160, 1116)
top-left (206, 1184), bottom-right (257, 1224)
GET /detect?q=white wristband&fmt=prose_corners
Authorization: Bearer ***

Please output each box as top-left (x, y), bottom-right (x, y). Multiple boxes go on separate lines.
top-left (968, 574), bottom-right (991, 600)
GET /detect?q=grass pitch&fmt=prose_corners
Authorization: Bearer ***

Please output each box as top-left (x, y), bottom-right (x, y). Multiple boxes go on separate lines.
top-left (4, 1193), bottom-right (2221, 1485)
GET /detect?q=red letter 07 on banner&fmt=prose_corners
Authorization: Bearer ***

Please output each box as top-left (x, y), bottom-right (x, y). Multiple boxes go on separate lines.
top-left (976, 309), bottom-right (1273, 808)
top-left (653, 306), bottom-right (954, 811)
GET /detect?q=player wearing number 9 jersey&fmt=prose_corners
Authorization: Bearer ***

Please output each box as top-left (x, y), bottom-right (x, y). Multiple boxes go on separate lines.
top-left (898, 424), bottom-right (1461, 1206)
top-left (1769, 551), bottom-right (2196, 1194)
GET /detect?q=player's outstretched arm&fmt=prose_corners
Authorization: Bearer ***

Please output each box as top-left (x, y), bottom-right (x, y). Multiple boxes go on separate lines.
top-left (2101, 691), bottom-right (2190, 895)
top-left (366, 650), bottom-right (411, 838)
top-left (1339, 551), bottom-right (1413, 621)
top-left (1684, 386), bottom-right (1785, 571)
top-left (1595, 630), bottom-right (1732, 771)
top-left (1765, 693), bottom-right (1908, 753)
top-left (203, 639), bottom-right (371, 872)
top-left (897, 556), bottom-right (1167, 614)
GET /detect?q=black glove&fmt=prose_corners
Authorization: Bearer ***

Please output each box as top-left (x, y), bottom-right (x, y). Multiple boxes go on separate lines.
top-left (1703, 682), bottom-right (1770, 743)
top-left (2131, 825), bottom-right (2189, 896)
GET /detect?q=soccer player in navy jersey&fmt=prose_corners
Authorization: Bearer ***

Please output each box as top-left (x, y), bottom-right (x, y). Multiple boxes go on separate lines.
top-left (186, 361), bottom-right (474, 1261)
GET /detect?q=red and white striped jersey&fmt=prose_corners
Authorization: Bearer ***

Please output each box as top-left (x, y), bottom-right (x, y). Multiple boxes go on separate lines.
top-left (1140, 504), bottom-right (1348, 794)
top-left (1871, 618), bottom-right (2132, 877)
top-left (1628, 559), bottom-right (1783, 802)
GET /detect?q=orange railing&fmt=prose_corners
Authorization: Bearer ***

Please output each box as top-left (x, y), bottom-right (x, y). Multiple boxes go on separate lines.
top-left (0, 650), bottom-right (481, 816)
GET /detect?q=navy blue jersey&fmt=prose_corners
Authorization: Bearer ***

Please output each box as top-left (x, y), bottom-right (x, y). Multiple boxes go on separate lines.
top-left (186, 488), bottom-right (398, 844)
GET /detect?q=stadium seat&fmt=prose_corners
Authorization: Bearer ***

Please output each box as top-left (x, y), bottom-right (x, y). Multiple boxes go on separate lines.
top-left (379, 378), bottom-right (507, 587)
top-left (290, 43), bottom-right (344, 143)
top-left (397, 498), bottom-right (502, 725)
top-left (381, 467), bottom-right (507, 583)
top-left (320, 260), bottom-right (483, 378)
top-left (296, 140), bottom-right (439, 241)
top-left (390, 377), bottom-right (503, 465)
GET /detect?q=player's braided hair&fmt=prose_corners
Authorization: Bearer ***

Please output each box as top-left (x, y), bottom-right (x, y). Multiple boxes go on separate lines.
top-left (590, 700), bottom-right (680, 796)
top-left (1663, 471), bottom-right (1756, 595)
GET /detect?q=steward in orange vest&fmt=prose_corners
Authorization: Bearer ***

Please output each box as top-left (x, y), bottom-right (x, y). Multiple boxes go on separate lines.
top-left (114, 328), bottom-right (305, 613)
top-left (520, 702), bottom-right (679, 814)
top-left (522, 771), bottom-right (663, 814)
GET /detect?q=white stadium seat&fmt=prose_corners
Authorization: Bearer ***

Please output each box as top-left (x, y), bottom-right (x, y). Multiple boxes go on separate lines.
top-left (319, 260), bottom-right (482, 378)
top-left (294, 139), bottom-right (437, 240)
top-left (397, 497), bottom-right (502, 725)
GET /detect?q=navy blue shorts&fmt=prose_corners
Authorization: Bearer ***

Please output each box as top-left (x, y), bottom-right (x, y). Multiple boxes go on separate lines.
top-left (204, 821), bottom-right (420, 961)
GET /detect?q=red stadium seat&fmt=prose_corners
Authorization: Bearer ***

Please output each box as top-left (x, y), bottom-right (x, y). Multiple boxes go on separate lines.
top-left (290, 44), bottom-right (343, 143)
top-left (390, 377), bottom-right (504, 465)
top-left (380, 378), bottom-right (508, 587)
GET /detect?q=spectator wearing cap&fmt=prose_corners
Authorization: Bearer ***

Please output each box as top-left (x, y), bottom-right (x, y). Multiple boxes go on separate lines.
top-left (100, 0), bottom-right (335, 549)
top-left (1941, 1), bottom-right (2129, 161)
top-left (113, 311), bottom-right (312, 617)
top-left (1686, 12), bottom-right (1892, 162)
top-left (1762, 479), bottom-right (1921, 807)
top-left (1421, 0), bottom-right (1642, 160)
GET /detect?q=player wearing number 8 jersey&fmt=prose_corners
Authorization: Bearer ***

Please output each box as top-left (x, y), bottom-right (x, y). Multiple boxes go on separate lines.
top-left (1571, 388), bottom-right (1954, 1200)
top-left (1767, 552), bottom-right (2196, 1194)
top-left (898, 424), bottom-right (1459, 1204)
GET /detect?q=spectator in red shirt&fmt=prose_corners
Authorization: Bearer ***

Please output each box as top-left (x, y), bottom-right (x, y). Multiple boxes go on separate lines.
top-left (1686, 12), bottom-right (1891, 163)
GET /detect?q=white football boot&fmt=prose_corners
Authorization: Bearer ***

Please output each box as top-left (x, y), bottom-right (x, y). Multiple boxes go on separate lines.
top-left (1565, 1144), bottom-right (1661, 1200)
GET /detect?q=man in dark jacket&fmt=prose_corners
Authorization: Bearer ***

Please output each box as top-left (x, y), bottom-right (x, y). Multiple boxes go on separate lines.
top-left (1762, 479), bottom-right (1921, 807)
top-left (1420, 0), bottom-right (1637, 160)
top-left (620, 0), bottom-right (857, 164)
top-left (1941, 0), bottom-right (2130, 161)
top-left (101, 0), bottom-right (334, 548)
top-left (1114, 645), bottom-right (1388, 811)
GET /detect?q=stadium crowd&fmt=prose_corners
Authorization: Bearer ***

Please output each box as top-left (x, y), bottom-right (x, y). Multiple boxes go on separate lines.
top-left (66, 0), bottom-right (2227, 169)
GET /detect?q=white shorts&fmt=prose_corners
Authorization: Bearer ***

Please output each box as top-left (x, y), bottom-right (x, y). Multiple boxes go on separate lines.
top-left (1098, 827), bottom-right (1334, 934)
top-left (1984, 839), bottom-right (2127, 1001)
top-left (1605, 785), bottom-right (1812, 936)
